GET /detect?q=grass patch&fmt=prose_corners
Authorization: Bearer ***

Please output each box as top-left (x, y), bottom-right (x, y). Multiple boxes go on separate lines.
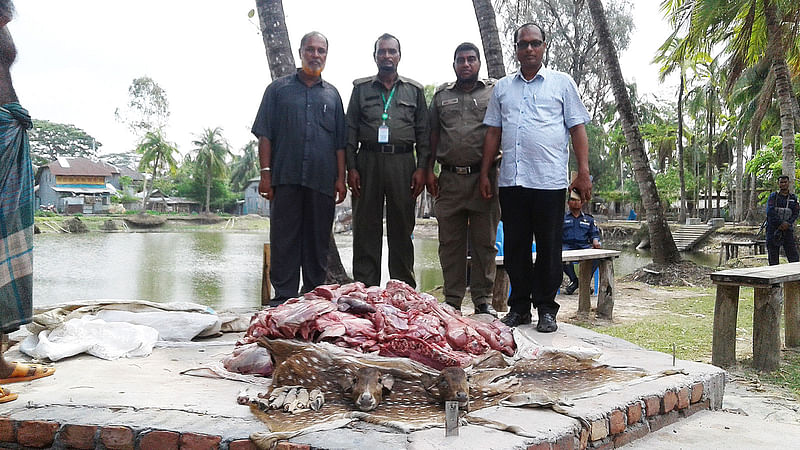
top-left (587, 287), bottom-right (755, 364)
top-left (758, 350), bottom-right (800, 398)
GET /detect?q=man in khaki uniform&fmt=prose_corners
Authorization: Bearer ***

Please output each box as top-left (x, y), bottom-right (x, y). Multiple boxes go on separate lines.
top-left (428, 42), bottom-right (499, 316)
top-left (346, 33), bottom-right (429, 288)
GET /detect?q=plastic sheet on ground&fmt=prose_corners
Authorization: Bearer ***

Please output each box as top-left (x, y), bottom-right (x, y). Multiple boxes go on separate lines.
top-left (20, 300), bottom-right (226, 360)
top-left (27, 299), bottom-right (221, 337)
top-left (20, 316), bottom-right (159, 361)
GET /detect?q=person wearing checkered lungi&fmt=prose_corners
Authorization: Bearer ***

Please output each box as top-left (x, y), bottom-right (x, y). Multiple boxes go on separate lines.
top-left (0, 0), bottom-right (55, 404)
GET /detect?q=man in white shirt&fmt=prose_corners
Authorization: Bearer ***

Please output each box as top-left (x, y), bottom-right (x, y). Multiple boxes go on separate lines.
top-left (479, 23), bottom-right (591, 332)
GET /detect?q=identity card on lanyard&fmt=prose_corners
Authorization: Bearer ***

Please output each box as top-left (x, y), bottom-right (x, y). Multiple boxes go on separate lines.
top-left (378, 86), bottom-right (395, 144)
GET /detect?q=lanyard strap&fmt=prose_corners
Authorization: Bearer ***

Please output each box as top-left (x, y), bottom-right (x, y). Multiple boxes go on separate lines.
top-left (380, 86), bottom-right (396, 120)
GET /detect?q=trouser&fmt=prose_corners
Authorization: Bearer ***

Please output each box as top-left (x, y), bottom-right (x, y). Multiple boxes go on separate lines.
top-left (499, 187), bottom-right (565, 316)
top-left (434, 170), bottom-right (500, 307)
top-left (767, 227), bottom-right (800, 265)
top-left (269, 185), bottom-right (334, 299)
top-left (352, 150), bottom-right (417, 287)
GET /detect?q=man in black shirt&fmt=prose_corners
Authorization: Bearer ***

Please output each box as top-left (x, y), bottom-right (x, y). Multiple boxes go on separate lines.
top-left (252, 31), bottom-right (347, 305)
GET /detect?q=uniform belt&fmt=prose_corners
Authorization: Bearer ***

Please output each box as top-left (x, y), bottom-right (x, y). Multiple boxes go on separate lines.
top-left (441, 163), bottom-right (482, 175)
top-left (363, 143), bottom-right (412, 154)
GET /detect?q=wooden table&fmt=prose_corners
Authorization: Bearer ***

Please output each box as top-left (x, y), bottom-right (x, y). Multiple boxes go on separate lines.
top-left (492, 249), bottom-right (621, 319)
top-left (718, 240), bottom-right (767, 264)
top-left (711, 262), bottom-right (800, 371)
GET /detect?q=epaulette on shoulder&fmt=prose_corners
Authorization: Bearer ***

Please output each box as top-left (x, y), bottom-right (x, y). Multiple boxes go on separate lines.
top-left (434, 82), bottom-right (453, 95)
top-left (483, 78), bottom-right (497, 86)
top-left (352, 76), bottom-right (373, 86)
top-left (399, 76), bottom-right (424, 91)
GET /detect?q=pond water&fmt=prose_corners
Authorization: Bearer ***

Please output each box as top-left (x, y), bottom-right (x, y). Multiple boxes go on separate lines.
top-left (32, 231), bottom-right (716, 310)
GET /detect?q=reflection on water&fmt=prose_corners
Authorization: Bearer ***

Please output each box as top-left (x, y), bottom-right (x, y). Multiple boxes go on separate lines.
top-left (32, 231), bottom-right (444, 310)
top-left (32, 231), bottom-right (714, 310)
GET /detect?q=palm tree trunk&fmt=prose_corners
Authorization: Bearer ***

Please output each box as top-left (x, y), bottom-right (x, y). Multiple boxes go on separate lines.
top-left (143, 152), bottom-right (161, 210)
top-left (140, 176), bottom-right (149, 210)
top-left (254, 0), bottom-right (296, 80)
top-left (472, 0), bottom-right (506, 79)
top-left (735, 128), bottom-right (744, 222)
top-left (677, 73), bottom-right (686, 224)
top-left (587, 0), bottom-right (680, 265)
top-left (764, 0), bottom-right (797, 191)
top-left (205, 172), bottom-right (212, 213)
top-left (706, 87), bottom-right (714, 220)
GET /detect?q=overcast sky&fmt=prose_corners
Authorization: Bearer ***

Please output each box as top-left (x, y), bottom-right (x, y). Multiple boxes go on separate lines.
top-left (8, 1), bottom-right (674, 161)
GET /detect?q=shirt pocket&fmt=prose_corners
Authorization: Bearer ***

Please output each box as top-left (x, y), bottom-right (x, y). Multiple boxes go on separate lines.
top-left (362, 95), bottom-right (383, 121)
top-left (439, 102), bottom-right (460, 123)
top-left (318, 103), bottom-right (336, 133)
top-left (396, 99), bottom-right (417, 123)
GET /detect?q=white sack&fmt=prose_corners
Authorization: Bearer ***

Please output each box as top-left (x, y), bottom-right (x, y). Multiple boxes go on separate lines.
top-left (95, 310), bottom-right (221, 341)
top-left (20, 316), bottom-right (159, 361)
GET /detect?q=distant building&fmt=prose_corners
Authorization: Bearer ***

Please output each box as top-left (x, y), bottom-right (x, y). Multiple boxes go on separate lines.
top-left (116, 165), bottom-right (147, 192)
top-left (138, 189), bottom-right (201, 214)
top-left (240, 176), bottom-right (353, 219)
top-left (243, 177), bottom-right (270, 216)
top-left (35, 157), bottom-right (118, 214)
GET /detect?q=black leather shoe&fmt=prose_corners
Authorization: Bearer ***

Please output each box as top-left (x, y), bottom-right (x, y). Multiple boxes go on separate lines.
top-left (536, 313), bottom-right (558, 333)
top-left (445, 302), bottom-right (461, 312)
top-left (564, 281), bottom-right (579, 295)
top-left (500, 310), bottom-right (532, 327)
top-left (475, 303), bottom-right (498, 317)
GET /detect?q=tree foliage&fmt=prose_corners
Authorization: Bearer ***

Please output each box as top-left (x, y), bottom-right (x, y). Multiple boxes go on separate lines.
top-left (495, 0), bottom-right (634, 120)
top-left (28, 119), bottom-right (101, 165)
top-left (137, 129), bottom-right (179, 207)
top-left (115, 76), bottom-right (170, 137)
top-left (746, 133), bottom-right (800, 199)
top-left (191, 127), bottom-right (232, 213)
top-left (229, 140), bottom-right (260, 192)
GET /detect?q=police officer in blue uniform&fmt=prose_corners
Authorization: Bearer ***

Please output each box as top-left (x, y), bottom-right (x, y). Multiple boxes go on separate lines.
top-left (562, 189), bottom-right (601, 294)
top-left (766, 175), bottom-right (800, 266)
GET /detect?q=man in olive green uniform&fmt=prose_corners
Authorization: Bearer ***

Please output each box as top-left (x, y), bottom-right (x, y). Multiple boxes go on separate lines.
top-left (428, 42), bottom-right (499, 316)
top-left (346, 33), bottom-right (429, 288)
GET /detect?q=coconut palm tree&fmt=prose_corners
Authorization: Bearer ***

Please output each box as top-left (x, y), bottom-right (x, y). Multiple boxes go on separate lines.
top-left (136, 129), bottom-right (178, 209)
top-left (230, 140), bottom-right (260, 192)
top-left (191, 127), bottom-right (231, 213)
top-left (654, 34), bottom-right (711, 222)
top-left (587, 0), bottom-right (681, 265)
top-left (660, 0), bottom-right (799, 190)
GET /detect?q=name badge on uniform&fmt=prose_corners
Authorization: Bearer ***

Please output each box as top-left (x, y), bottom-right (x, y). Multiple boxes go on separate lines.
top-left (442, 98), bottom-right (459, 106)
top-left (378, 124), bottom-right (389, 143)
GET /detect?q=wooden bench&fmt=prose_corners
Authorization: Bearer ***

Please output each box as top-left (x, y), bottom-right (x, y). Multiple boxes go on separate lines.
top-left (492, 248), bottom-right (621, 319)
top-left (718, 239), bottom-right (767, 264)
top-left (711, 262), bottom-right (800, 371)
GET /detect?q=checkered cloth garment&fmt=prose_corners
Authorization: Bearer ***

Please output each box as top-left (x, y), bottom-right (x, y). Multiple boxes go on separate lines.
top-left (0, 103), bottom-right (34, 333)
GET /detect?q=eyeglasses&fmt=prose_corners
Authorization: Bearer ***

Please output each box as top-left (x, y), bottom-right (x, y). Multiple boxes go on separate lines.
top-left (516, 40), bottom-right (544, 50)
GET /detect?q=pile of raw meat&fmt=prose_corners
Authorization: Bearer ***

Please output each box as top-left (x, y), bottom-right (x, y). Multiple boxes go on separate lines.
top-left (240, 280), bottom-right (515, 370)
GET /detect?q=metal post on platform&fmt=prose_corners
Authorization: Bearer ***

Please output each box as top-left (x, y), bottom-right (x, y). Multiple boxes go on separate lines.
top-left (261, 243), bottom-right (271, 306)
top-left (445, 401), bottom-right (459, 436)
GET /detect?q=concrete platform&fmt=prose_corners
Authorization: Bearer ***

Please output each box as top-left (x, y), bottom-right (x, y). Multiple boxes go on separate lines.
top-left (0, 322), bottom-right (726, 449)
